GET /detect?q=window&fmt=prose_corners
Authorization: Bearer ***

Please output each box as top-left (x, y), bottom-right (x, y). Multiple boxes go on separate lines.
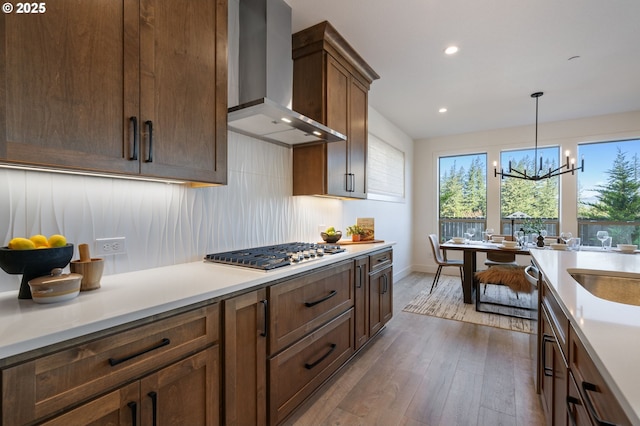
top-left (367, 133), bottom-right (405, 202)
top-left (499, 147), bottom-right (559, 236)
top-left (438, 154), bottom-right (487, 241)
top-left (578, 139), bottom-right (640, 246)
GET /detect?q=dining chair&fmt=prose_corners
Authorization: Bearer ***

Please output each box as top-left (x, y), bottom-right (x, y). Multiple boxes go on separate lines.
top-left (484, 234), bottom-right (518, 294)
top-left (428, 234), bottom-right (463, 294)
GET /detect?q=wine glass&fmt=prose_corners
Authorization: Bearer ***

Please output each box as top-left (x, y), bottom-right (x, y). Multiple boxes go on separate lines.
top-left (560, 231), bottom-right (573, 245)
top-left (516, 230), bottom-right (525, 247)
top-left (485, 228), bottom-right (494, 243)
top-left (596, 231), bottom-right (609, 250)
top-left (466, 228), bottom-right (476, 242)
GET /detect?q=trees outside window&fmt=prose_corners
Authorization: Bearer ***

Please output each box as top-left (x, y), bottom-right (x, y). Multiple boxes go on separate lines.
top-left (439, 154), bottom-right (486, 240)
top-left (578, 140), bottom-right (640, 246)
top-left (499, 147), bottom-right (559, 236)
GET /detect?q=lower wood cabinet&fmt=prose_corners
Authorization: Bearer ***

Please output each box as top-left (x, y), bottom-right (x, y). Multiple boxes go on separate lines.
top-left (569, 324), bottom-right (631, 426)
top-left (42, 347), bottom-right (219, 426)
top-left (354, 255), bottom-right (370, 350)
top-left (268, 309), bottom-right (354, 425)
top-left (223, 289), bottom-right (267, 426)
top-left (566, 371), bottom-right (591, 426)
top-left (537, 273), bottom-right (632, 426)
top-left (540, 304), bottom-right (568, 426)
top-left (267, 260), bottom-right (354, 354)
top-left (2, 304), bottom-right (220, 426)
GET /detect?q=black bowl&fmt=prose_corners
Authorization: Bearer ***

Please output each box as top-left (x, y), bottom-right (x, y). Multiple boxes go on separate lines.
top-left (0, 244), bottom-right (74, 299)
top-left (320, 231), bottom-right (342, 244)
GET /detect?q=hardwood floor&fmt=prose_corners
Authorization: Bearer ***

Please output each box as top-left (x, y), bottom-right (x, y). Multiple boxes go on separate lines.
top-left (284, 273), bottom-right (545, 426)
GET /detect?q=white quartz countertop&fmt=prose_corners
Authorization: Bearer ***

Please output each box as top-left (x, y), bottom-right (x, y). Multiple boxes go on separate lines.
top-left (0, 242), bottom-right (394, 362)
top-left (531, 249), bottom-right (640, 424)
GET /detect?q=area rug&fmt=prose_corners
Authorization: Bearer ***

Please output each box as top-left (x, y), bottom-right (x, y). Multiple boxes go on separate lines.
top-left (402, 273), bottom-right (536, 334)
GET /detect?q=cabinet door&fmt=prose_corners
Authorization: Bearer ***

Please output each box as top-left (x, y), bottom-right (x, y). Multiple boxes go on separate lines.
top-left (325, 56), bottom-right (350, 197)
top-left (380, 267), bottom-right (393, 325)
top-left (139, 0), bottom-right (227, 184)
top-left (0, 0), bottom-right (140, 174)
top-left (368, 268), bottom-right (384, 336)
top-left (140, 347), bottom-right (219, 426)
top-left (354, 256), bottom-right (369, 350)
top-left (40, 382), bottom-right (140, 426)
top-left (223, 289), bottom-right (267, 426)
top-left (348, 78), bottom-right (368, 198)
top-left (540, 307), bottom-right (567, 426)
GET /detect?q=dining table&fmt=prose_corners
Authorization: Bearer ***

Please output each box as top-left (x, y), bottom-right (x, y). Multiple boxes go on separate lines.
top-left (440, 240), bottom-right (532, 303)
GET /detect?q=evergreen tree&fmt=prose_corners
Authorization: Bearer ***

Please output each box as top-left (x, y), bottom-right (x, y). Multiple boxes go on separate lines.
top-left (440, 162), bottom-right (465, 217)
top-left (463, 156), bottom-right (486, 217)
top-left (583, 148), bottom-right (640, 221)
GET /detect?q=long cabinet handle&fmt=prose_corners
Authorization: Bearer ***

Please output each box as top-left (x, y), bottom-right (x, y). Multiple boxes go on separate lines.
top-left (148, 391), bottom-right (158, 426)
top-left (260, 299), bottom-right (268, 337)
top-left (356, 265), bottom-right (362, 288)
top-left (128, 401), bottom-right (137, 426)
top-left (541, 334), bottom-right (554, 377)
top-left (304, 343), bottom-right (337, 370)
top-left (344, 173), bottom-right (351, 192)
top-left (108, 338), bottom-right (170, 366)
top-left (145, 120), bottom-right (153, 163)
top-left (582, 381), bottom-right (618, 426)
top-left (305, 290), bottom-right (337, 307)
top-left (129, 117), bottom-right (138, 160)
top-left (566, 395), bottom-right (580, 426)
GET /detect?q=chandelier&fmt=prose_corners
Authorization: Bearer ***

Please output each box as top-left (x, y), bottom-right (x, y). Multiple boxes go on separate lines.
top-left (494, 92), bottom-right (584, 181)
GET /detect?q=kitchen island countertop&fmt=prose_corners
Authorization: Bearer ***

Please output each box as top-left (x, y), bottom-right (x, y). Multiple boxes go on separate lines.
top-left (0, 242), bottom-right (394, 364)
top-left (531, 249), bottom-right (640, 424)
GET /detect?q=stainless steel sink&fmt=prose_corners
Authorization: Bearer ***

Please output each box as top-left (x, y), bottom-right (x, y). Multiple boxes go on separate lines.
top-left (568, 269), bottom-right (640, 306)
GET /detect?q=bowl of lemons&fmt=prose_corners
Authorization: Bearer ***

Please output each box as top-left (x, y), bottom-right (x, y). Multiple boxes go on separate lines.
top-left (320, 227), bottom-right (342, 244)
top-left (0, 234), bottom-right (73, 299)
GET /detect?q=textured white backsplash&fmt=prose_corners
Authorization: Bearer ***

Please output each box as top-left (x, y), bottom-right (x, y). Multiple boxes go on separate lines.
top-left (0, 132), bottom-right (343, 291)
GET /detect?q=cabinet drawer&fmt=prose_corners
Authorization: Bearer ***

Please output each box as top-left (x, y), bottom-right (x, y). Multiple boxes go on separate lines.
top-left (369, 249), bottom-right (392, 272)
top-left (268, 260), bottom-right (354, 354)
top-left (2, 304), bottom-right (219, 426)
top-left (567, 372), bottom-right (591, 426)
top-left (569, 325), bottom-right (631, 425)
top-left (542, 280), bottom-right (568, 356)
top-left (269, 308), bottom-right (354, 425)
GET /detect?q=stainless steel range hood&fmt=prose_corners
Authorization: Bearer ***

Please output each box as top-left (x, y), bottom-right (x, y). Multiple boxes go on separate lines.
top-left (228, 0), bottom-right (346, 146)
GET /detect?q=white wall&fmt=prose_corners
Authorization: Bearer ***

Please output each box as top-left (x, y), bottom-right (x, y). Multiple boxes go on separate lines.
top-left (413, 110), bottom-right (640, 273)
top-left (0, 106), bottom-right (414, 292)
top-left (343, 107), bottom-right (414, 279)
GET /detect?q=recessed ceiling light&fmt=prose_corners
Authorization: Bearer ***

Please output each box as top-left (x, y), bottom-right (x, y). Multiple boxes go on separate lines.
top-left (439, 107), bottom-right (448, 113)
top-left (444, 46), bottom-right (459, 55)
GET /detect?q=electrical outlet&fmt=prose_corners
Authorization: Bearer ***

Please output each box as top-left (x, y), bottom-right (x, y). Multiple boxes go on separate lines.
top-left (95, 237), bottom-right (127, 256)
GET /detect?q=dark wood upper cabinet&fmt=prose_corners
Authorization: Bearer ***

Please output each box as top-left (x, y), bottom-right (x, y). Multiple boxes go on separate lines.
top-left (0, 0), bottom-right (227, 185)
top-left (291, 21), bottom-right (378, 198)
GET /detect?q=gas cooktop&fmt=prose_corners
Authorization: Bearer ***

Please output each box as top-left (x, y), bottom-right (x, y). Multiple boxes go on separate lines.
top-left (204, 242), bottom-right (346, 271)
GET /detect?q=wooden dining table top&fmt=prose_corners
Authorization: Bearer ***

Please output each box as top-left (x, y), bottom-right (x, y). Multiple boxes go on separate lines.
top-left (440, 240), bottom-right (532, 255)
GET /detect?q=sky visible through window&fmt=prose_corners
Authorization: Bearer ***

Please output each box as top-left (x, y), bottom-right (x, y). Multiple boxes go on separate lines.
top-left (578, 139), bottom-right (640, 203)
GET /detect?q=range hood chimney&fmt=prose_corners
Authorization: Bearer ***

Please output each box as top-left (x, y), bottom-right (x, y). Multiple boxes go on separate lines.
top-left (228, 0), bottom-right (346, 146)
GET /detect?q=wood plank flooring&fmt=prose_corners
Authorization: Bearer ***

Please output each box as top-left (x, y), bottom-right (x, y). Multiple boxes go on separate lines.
top-left (284, 273), bottom-right (545, 426)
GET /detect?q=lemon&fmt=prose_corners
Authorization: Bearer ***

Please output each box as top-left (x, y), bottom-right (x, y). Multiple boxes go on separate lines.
top-left (8, 237), bottom-right (36, 250)
top-left (48, 234), bottom-right (67, 248)
top-left (29, 234), bottom-right (50, 248)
